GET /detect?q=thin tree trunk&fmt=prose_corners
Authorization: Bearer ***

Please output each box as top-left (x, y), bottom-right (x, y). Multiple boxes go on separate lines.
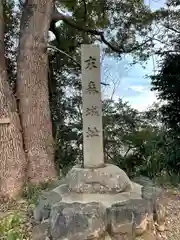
top-left (17, 0), bottom-right (57, 183)
top-left (0, 2), bottom-right (26, 198)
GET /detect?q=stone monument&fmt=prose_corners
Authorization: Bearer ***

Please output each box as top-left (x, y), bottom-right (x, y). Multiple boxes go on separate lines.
top-left (81, 44), bottom-right (104, 168)
top-left (32, 45), bottom-right (166, 240)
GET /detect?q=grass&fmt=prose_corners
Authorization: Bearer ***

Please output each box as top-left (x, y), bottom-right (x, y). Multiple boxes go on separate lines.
top-left (0, 212), bottom-right (27, 240)
top-left (0, 180), bottom-right (56, 240)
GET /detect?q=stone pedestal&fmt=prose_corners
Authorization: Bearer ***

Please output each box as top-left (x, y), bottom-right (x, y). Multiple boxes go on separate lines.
top-left (32, 167), bottom-right (166, 240)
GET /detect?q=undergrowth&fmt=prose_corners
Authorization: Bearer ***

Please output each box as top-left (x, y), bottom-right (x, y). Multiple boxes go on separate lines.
top-left (0, 212), bottom-right (29, 240)
top-left (0, 181), bottom-right (52, 240)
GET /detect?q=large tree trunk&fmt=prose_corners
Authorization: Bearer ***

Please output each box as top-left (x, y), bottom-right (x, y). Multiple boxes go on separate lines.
top-left (17, 0), bottom-right (57, 183)
top-left (0, 2), bottom-right (26, 198)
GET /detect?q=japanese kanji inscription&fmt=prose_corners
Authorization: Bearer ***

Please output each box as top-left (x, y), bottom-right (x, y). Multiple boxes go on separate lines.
top-left (85, 81), bottom-right (99, 94)
top-left (86, 127), bottom-right (99, 138)
top-left (85, 106), bottom-right (99, 116)
top-left (84, 56), bottom-right (97, 70)
top-left (81, 44), bottom-right (104, 168)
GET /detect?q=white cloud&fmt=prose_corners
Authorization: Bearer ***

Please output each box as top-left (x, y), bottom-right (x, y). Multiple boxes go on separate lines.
top-left (102, 82), bottom-right (158, 111)
top-left (123, 88), bottom-right (157, 111)
top-left (128, 85), bottom-right (147, 93)
top-left (100, 53), bottom-right (160, 111)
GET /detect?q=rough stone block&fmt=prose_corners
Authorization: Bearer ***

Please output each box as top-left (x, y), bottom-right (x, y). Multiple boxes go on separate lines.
top-left (107, 206), bottom-right (134, 238)
top-left (132, 176), bottom-right (154, 188)
top-left (33, 191), bottom-right (62, 222)
top-left (31, 222), bottom-right (50, 240)
top-left (141, 185), bottom-right (166, 230)
top-left (53, 183), bottom-right (69, 194)
top-left (141, 186), bottom-right (163, 200)
top-left (65, 164), bottom-right (133, 193)
top-left (49, 202), bottom-right (107, 240)
top-left (110, 199), bottom-right (153, 237)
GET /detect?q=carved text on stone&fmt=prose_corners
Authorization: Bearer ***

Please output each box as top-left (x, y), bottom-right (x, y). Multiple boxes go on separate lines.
top-left (85, 81), bottom-right (99, 94)
top-left (86, 127), bottom-right (100, 138)
top-left (84, 56), bottom-right (97, 70)
top-left (85, 106), bottom-right (99, 116)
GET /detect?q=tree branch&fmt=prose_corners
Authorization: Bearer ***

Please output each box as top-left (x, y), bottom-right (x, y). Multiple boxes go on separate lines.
top-left (48, 44), bottom-right (81, 67)
top-left (51, 7), bottom-right (152, 55)
top-left (82, 0), bottom-right (87, 23)
top-left (81, 0), bottom-right (89, 43)
top-left (52, 8), bottom-right (103, 35)
top-left (123, 146), bottom-right (134, 158)
top-left (48, 44), bottom-right (109, 86)
top-left (163, 24), bottom-right (180, 34)
top-left (154, 49), bottom-right (180, 55)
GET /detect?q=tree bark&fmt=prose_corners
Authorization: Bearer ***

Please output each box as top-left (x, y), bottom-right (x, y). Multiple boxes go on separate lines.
top-left (0, 2), bottom-right (26, 198)
top-left (17, 0), bottom-right (57, 183)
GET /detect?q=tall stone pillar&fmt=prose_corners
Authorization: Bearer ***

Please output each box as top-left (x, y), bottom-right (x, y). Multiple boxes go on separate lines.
top-left (81, 44), bottom-right (104, 168)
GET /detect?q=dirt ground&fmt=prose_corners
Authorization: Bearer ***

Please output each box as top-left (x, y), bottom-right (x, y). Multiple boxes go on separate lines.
top-left (156, 188), bottom-right (180, 240)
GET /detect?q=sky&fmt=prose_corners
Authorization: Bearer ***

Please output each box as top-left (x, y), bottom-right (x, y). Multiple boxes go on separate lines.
top-left (49, 0), bottom-right (165, 111)
top-left (102, 0), bottom-right (165, 111)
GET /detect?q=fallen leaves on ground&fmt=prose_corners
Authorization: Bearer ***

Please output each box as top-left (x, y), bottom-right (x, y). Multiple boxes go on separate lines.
top-left (156, 188), bottom-right (180, 240)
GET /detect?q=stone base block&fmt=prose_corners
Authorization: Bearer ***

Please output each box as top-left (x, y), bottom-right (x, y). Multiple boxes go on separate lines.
top-left (65, 164), bottom-right (133, 193)
top-left (32, 173), bottom-right (166, 240)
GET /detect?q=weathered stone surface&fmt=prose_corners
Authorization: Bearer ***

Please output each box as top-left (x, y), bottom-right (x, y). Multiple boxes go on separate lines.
top-left (65, 164), bottom-right (133, 193)
top-left (131, 182), bottom-right (142, 196)
top-left (33, 191), bottom-right (62, 222)
top-left (132, 176), bottom-right (154, 188)
top-left (141, 185), bottom-right (166, 231)
top-left (53, 183), bottom-right (69, 194)
top-left (32, 194), bottom-right (166, 239)
top-left (110, 199), bottom-right (153, 237)
top-left (107, 206), bottom-right (134, 239)
top-left (141, 186), bottom-right (163, 200)
top-left (50, 202), bottom-right (106, 240)
top-left (32, 172), bottom-right (166, 240)
top-left (31, 222), bottom-right (50, 240)
top-left (153, 201), bottom-right (166, 232)
top-left (59, 192), bottom-right (131, 207)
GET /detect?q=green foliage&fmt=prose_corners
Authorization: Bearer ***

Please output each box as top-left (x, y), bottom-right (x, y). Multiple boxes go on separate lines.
top-left (22, 184), bottom-right (43, 206)
top-left (150, 54), bottom-right (180, 173)
top-left (0, 212), bottom-right (27, 240)
top-left (151, 54), bottom-right (180, 133)
top-left (22, 181), bottom-right (54, 205)
top-left (103, 100), bottom-right (166, 178)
